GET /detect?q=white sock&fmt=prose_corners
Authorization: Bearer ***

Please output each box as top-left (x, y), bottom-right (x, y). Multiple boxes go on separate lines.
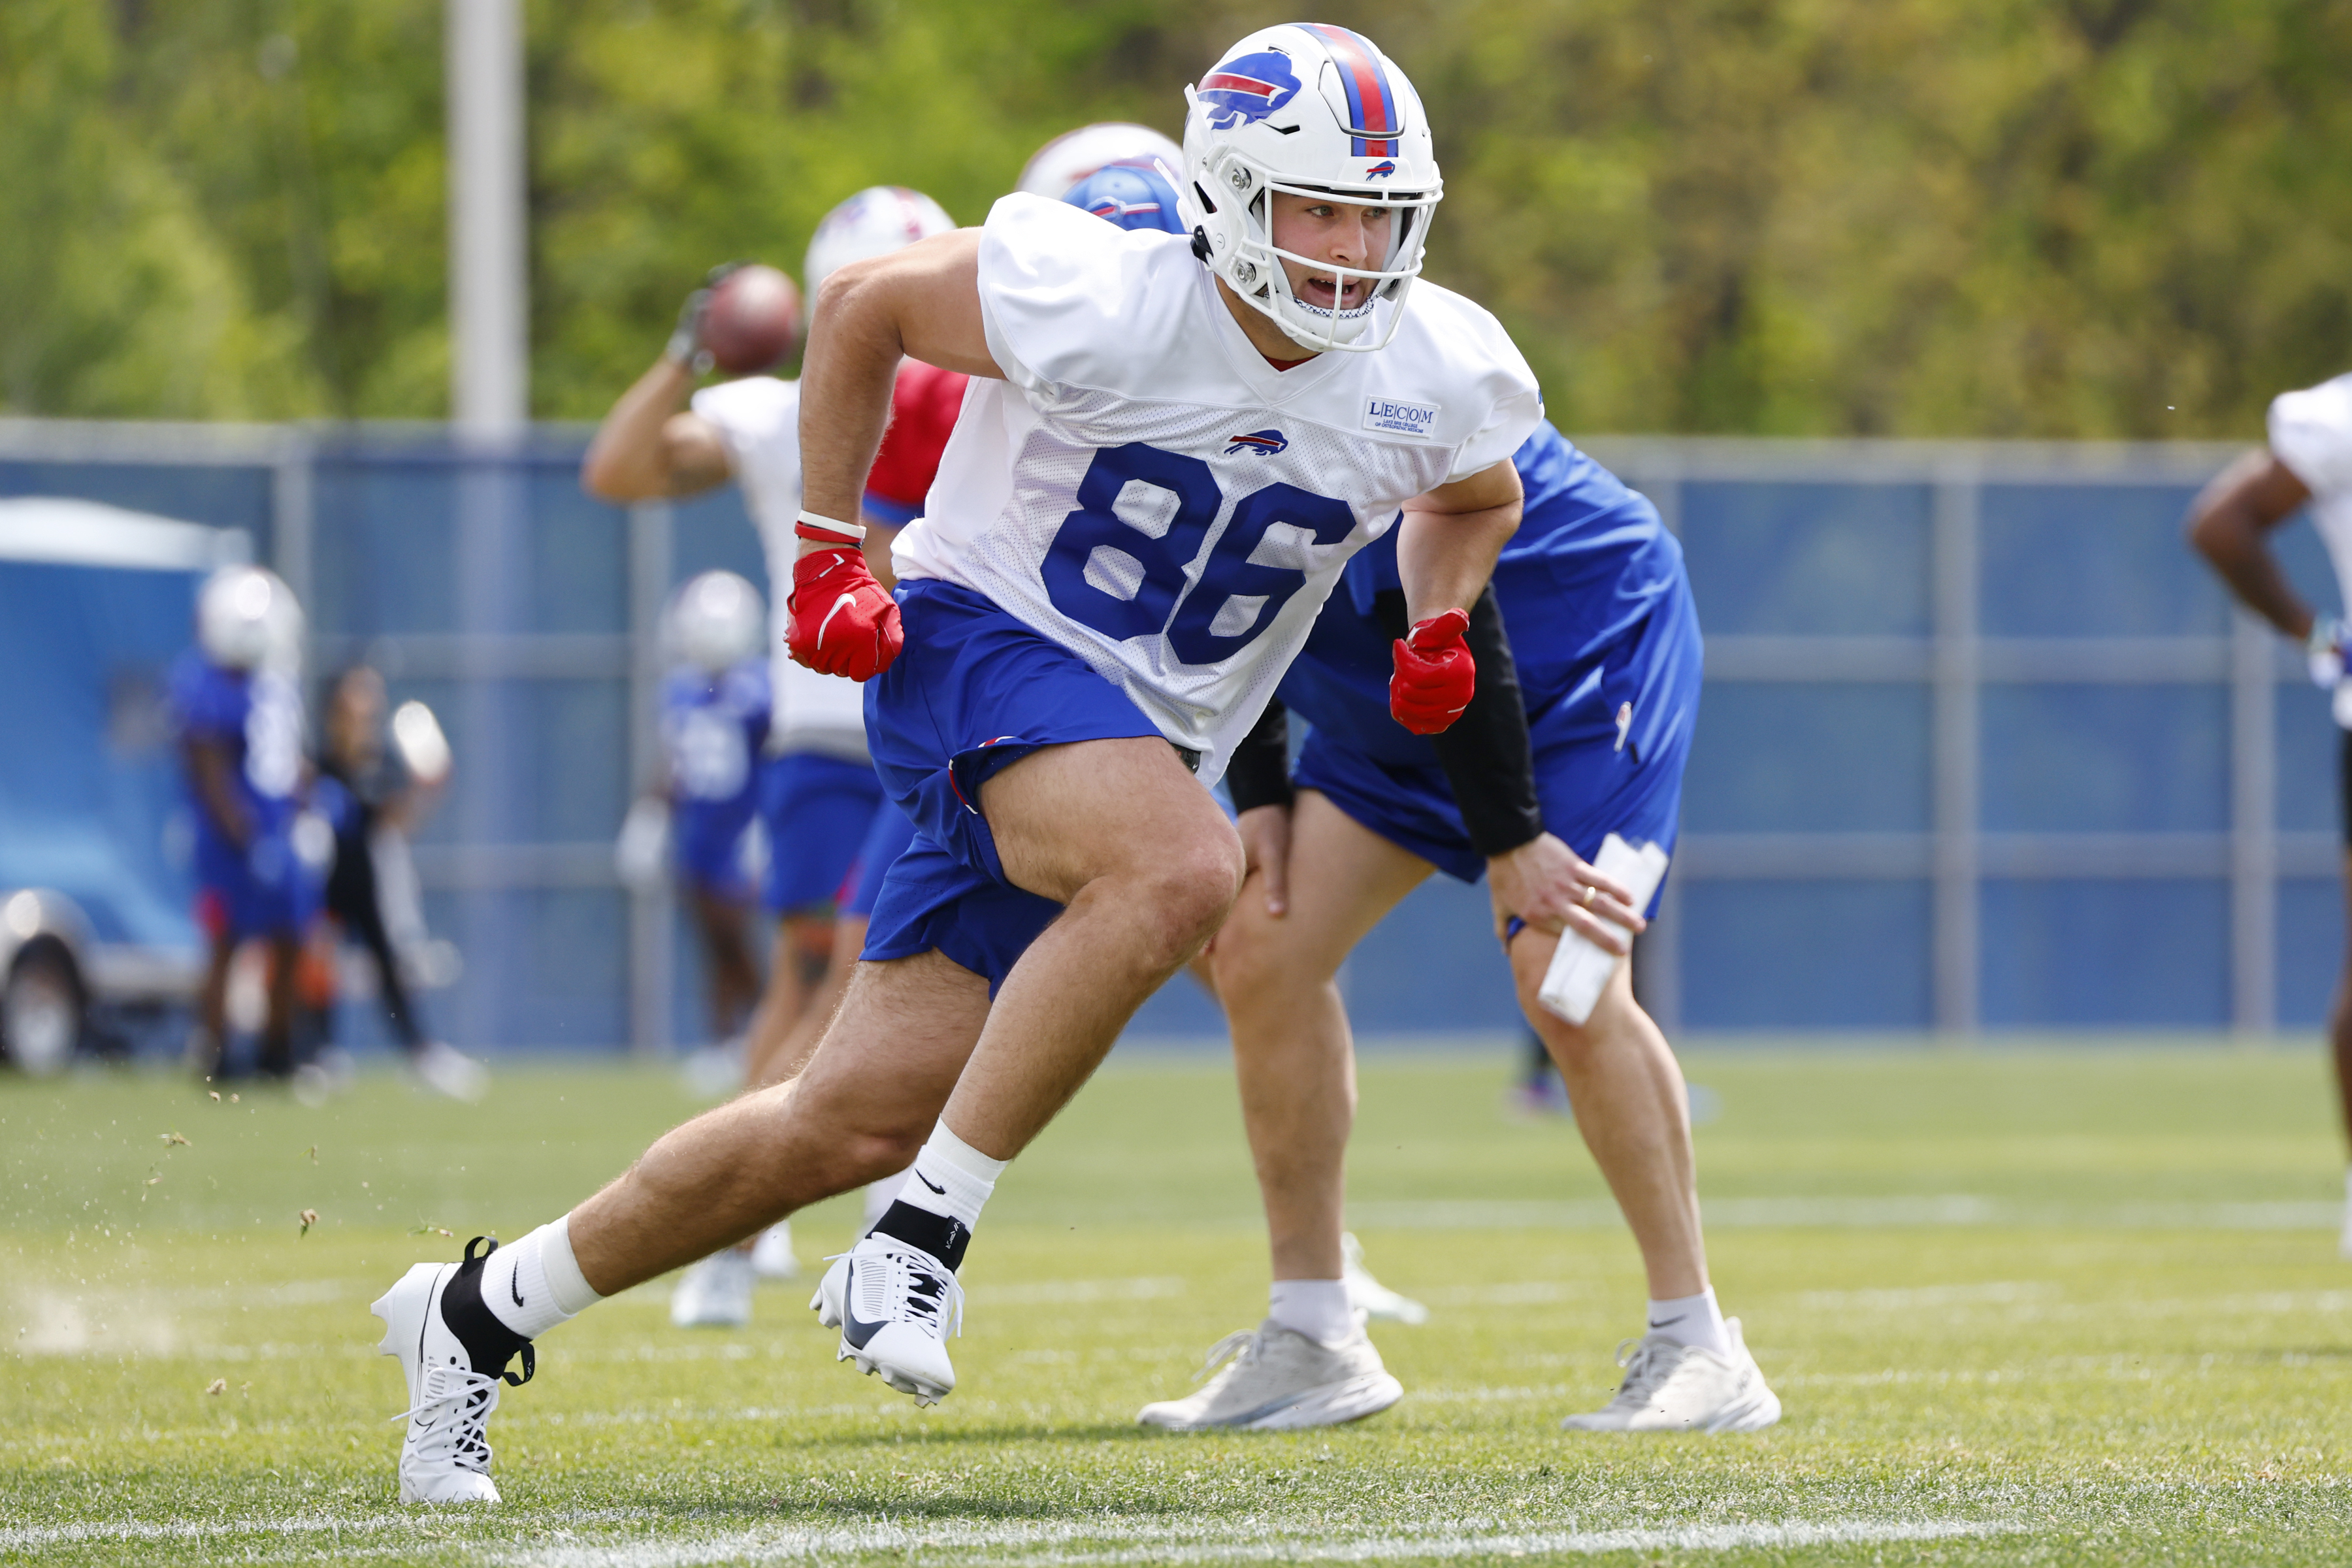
top-left (1645, 1286), bottom-right (1729, 1357)
top-left (1269, 1279), bottom-right (1355, 1346)
top-left (887, 1122), bottom-right (1005, 1233)
top-left (482, 1215), bottom-right (602, 1340)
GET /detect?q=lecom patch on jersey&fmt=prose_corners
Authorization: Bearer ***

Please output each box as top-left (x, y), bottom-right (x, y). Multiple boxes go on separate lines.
top-left (1362, 395), bottom-right (1440, 438)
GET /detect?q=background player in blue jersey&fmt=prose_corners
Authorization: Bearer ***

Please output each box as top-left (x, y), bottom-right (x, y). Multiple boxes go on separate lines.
top-left (170, 564), bottom-right (324, 1084)
top-left (1137, 423), bottom-right (1782, 1435)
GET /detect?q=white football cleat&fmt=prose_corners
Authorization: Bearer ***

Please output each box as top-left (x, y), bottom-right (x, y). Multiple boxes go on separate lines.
top-left (1341, 1232), bottom-right (1429, 1325)
top-left (669, 1249), bottom-right (755, 1329)
top-left (1560, 1318), bottom-right (1780, 1433)
top-left (833, 1234), bottom-right (960, 1405)
top-left (371, 1239), bottom-right (527, 1504)
top-left (810, 1250), bottom-right (848, 1328)
top-left (751, 1222), bottom-right (800, 1281)
top-left (413, 1041), bottom-right (489, 1104)
top-left (1138, 1320), bottom-right (1402, 1431)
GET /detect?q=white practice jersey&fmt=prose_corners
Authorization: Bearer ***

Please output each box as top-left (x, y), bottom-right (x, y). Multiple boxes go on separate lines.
top-left (893, 195), bottom-right (1543, 783)
top-left (690, 376), bottom-right (871, 762)
top-left (2271, 373), bottom-right (2352, 728)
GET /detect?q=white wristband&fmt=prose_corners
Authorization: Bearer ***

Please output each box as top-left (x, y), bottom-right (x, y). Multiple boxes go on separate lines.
top-left (794, 509), bottom-right (865, 542)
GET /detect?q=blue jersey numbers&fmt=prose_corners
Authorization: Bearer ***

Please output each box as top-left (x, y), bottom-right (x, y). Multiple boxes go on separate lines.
top-left (1041, 444), bottom-right (1357, 663)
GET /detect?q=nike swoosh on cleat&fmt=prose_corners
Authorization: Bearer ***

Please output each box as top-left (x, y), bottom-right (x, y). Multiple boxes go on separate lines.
top-left (817, 593), bottom-right (858, 649)
top-left (840, 1262), bottom-right (887, 1350)
top-left (915, 1170), bottom-right (946, 1196)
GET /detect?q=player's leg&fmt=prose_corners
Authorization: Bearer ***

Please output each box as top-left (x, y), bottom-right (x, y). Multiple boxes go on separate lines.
top-left (258, 930), bottom-right (301, 1079)
top-left (190, 919), bottom-right (235, 1078)
top-left (938, 736), bottom-right (1242, 1158)
top-left (2332, 841), bottom-right (2352, 1256)
top-left (1139, 790), bottom-right (1427, 1431)
top-left (1508, 942), bottom-right (1776, 1433)
top-left (687, 884), bottom-right (762, 1041)
top-left (368, 945), bottom-right (985, 1502)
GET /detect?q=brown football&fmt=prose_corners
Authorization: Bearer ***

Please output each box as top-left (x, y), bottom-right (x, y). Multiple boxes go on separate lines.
top-left (702, 264), bottom-right (802, 374)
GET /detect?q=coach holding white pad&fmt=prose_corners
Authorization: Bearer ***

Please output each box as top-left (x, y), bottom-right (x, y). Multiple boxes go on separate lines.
top-left (365, 22), bottom-right (1542, 1503)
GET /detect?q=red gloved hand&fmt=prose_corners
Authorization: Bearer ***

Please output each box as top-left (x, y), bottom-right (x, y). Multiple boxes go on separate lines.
top-left (786, 547), bottom-right (903, 680)
top-left (1389, 607), bottom-right (1475, 734)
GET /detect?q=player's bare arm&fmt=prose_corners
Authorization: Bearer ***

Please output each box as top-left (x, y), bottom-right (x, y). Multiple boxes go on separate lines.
top-left (796, 231), bottom-right (1002, 534)
top-left (1396, 459), bottom-right (1522, 621)
top-left (580, 359), bottom-right (732, 502)
top-left (2188, 449), bottom-right (2315, 638)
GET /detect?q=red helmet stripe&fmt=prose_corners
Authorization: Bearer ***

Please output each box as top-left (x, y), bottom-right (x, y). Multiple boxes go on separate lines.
top-left (1301, 24), bottom-right (1399, 157)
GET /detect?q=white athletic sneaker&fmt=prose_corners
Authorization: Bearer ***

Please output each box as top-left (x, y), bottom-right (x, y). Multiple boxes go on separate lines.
top-left (1138, 1320), bottom-right (1403, 1431)
top-left (1342, 1232), bottom-right (1429, 1325)
top-left (1559, 1317), bottom-right (1780, 1433)
top-left (751, 1222), bottom-right (800, 1281)
top-left (413, 1041), bottom-right (489, 1103)
top-left (669, 1249), bottom-right (755, 1329)
top-left (371, 1239), bottom-right (527, 1504)
top-left (832, 1234), bottom-right (961, 1405)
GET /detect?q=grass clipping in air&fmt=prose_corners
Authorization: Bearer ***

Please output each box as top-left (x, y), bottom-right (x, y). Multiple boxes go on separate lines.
top-left (4, 1049), bottom-right (2351, 1564)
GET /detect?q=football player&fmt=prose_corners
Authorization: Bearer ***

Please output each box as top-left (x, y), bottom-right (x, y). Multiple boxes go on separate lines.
top-left (581, 188), bottom-right (968, 1301)
top-left (1015, 121), bottom-right (1183, 199)
top-left (374, 24), bottom-right (1549, 1503)
top-left (1135, 421), bottom-right (1780, 1435)
top-left (171, 565), bottom-right (323, 1084)
top-left (2188, 369), bottom-right (2352, 1256)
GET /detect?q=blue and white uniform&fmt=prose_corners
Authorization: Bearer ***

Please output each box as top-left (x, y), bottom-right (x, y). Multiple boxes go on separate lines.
top-left (167, 649), bottom-right (320, 939)
top-left (661, 658), bottom-right (770, 900)
top-left (690, 374), bottom-right (885, 914)
top-left (862, 195), bottom-right (1543, 988)
top-left (1280, 420), bottom-right (1700, 900)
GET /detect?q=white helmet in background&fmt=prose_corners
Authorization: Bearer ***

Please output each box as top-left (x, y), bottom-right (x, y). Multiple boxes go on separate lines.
top-left (1177, 24), bottom-right (1441, 353)
top-left (803, 187), bottom-right (956, 298)
top-left (1017, 122), bottom-right (1184, 198)
top-left (668, 570), bottom-right (766, 674)
top-left (197, 564), bottom-right (303, 673)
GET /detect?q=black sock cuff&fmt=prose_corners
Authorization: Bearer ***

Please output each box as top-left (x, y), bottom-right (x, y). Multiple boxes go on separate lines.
top-left (870, 1201), bottom-right (970, 1273)
top-left (442, 1245), bottom-right (531, 1378)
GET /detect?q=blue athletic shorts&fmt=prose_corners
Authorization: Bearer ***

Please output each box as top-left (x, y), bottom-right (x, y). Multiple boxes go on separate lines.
top-left (859, 578), bottom-right (1166, 993)
top-left (843, 801), bottom-right (920, 919)
top-left (1294, 581), bottom-right (1701, 913)
top-left (674, 794), bottom-right (758, 900)
top-left (193, 815), bottom-right (321, 941)
top-left (757, 751), bottom-right (885, 915)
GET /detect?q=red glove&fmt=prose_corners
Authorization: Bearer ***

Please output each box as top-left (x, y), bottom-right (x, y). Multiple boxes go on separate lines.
top-left (1390, 607), bottom-right (1475, 734)
top-left (786, 547), bottom-right (902, 680)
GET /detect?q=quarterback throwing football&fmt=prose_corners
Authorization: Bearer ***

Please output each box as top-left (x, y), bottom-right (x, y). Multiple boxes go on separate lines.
top-left (371, 24), bottom-right (1556, 1503)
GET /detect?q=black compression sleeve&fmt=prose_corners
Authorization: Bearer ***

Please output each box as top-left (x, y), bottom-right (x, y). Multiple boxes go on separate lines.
top-left (1225, 696), bottom-right (1294, 814)
top-left (1375, 587), bottom-right (1544, 858)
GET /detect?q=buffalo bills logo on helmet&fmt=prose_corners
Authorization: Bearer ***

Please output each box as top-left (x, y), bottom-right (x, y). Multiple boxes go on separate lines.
top-left (1226, 429), bottom-right (1288, 456)
top-left (1364, 160), bottom-right (1397, 178)
top-left (1199, 50), bottom-right (1303, 131)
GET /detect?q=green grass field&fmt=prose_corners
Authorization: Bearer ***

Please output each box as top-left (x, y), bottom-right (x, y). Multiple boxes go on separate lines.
top-left (7, 1045), bottom-right (2352, 1565)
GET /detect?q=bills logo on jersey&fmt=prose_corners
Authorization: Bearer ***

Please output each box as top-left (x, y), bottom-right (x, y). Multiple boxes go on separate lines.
top-left (1226, 429), bottom-right (1289, 456)
top-left (1364, 160), bottom-right (1397, 178)
top-left (1199, 50), bottom-right (1303, 130)
top-left (1361, 396), bottom-right (1439, 438)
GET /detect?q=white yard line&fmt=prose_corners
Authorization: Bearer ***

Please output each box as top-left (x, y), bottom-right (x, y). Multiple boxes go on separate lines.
top-left (482, 1514), bottom-right (2016, 1568)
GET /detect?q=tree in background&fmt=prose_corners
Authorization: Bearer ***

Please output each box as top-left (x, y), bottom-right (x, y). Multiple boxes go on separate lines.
top-left (3, 0), bottom-right (2347, 437)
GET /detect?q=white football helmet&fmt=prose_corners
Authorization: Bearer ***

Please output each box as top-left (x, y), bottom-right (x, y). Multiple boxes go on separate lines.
top-left (197, 564), bottom-right (303, 673)
top-left (1017, 122), bottom-right (1184, 199)
top-left (1176, 24), bottom-right (1441, 353)
top-left (668, 570), bottom-right (765, 674)
top-left (803, 187), bottom-right (956, 299)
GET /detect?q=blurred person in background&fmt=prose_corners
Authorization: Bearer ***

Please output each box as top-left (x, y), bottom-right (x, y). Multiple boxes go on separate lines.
top-left (581, 187), bottom-right (968, 1322)
top-left (2188, 368), bottom-right (2352, 1257)
top-left (171, 564), bottom-right (327, 1085)
top-left (312, 663), bottom-right (485, 1102)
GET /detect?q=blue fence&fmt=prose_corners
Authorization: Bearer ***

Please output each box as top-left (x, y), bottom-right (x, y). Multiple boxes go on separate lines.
top-left (0, 420), bottom-right (2327, 1049)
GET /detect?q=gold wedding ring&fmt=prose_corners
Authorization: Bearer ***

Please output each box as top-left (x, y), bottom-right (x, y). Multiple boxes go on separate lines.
top-left (1579, 884), bottom-right (1597, 907)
